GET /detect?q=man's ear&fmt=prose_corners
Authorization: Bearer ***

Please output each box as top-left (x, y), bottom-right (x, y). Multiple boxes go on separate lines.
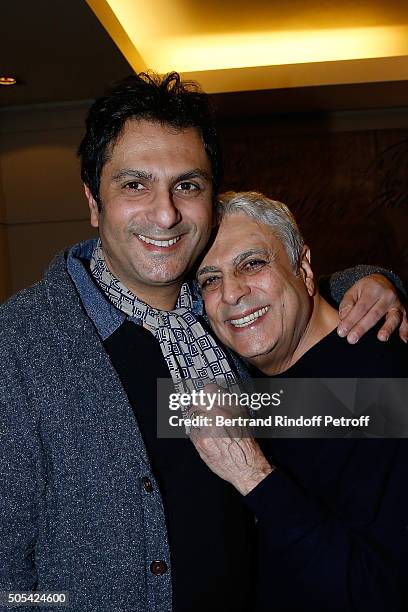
top-left (84, 184), bottom-right (100, 228)
top-left (299, 245), bottom-right (316, 296)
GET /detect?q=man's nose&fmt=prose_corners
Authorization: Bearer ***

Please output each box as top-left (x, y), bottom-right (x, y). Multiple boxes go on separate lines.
top-left (221, 274), bottom-right (250, 305)
top-left (146, 190), bottom-right (181, 228)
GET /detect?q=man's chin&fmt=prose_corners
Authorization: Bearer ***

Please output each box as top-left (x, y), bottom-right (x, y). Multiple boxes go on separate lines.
top-left (138, 268), bottom-right (191, 287)
top-left (236, 342), bottom-right (279, 365)
top-left (139, 259), bottom-right (194, 282)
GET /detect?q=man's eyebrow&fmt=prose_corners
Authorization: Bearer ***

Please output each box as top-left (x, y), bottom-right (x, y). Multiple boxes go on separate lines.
top-left (197, 248), bottom-right (271, 278)
top-left (174, 168), bottom-right (211, 183)
top-left (197, 265), bottom-right (219, 278)
top-left (233, 248), bottom-right (270, 266)
top-left (111, 168), bottom-right (211, 183)
top-left (111, 169), bottom-right (154, 182)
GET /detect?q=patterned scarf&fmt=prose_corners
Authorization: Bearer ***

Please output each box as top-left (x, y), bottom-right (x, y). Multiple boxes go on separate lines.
top-left (90, 239), bottom-right (238, 394)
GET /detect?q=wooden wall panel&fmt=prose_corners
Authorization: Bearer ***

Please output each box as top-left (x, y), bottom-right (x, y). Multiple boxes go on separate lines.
top-left (219, 118), bottom-right (408, 287)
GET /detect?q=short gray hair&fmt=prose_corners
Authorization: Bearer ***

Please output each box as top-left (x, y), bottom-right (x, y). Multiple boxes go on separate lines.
top-left (217, 191), bottom-right (304, 271)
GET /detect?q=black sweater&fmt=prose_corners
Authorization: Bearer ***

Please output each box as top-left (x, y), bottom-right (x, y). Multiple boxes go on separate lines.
top-left (104, 320), bottom-right (255, 612)
top-left (244, 326), bottom-right (408, 611)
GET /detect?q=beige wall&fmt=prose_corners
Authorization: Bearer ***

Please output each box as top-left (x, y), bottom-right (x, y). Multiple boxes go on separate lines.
top-left (0, 227), bottom-right (11, 303)
top-left (0, 161), bottom-right (11, 302)
top-left (0, 101), bottom-right (97, 301)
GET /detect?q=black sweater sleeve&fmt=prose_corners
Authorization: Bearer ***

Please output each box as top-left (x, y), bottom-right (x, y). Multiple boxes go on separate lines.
top-left (242, 439), bottom-right (408, 612)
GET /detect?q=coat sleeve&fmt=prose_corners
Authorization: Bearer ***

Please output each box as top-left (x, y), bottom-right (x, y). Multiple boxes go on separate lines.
top-left (0, 342), bottom-right (45, 601)
top-left (320, 264), bottom-right (406, 305)
top-left (242, 439), bottom-right (407, 612)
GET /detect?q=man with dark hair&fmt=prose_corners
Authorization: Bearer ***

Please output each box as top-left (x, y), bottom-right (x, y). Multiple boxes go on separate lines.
top-left (0, 72), bottom-right (406, 612)
top-left (78, 72), bottom-right (222, 211)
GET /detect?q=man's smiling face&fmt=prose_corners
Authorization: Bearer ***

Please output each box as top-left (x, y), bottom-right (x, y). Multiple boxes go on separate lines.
top-left (85, 118), bottom-right (213, 306)
top-left (197, 213), bottom-right (313, 369)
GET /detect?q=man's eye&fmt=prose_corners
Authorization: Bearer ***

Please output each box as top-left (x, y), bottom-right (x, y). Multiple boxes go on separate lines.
top-left (201, 276), bottom-right (221, 291)
top-left (175, 181), bottom-right (200, 192)
top-left (243, 259), bottom-right (266, 272)
top-left (124, 181), bottom-right (144, 191)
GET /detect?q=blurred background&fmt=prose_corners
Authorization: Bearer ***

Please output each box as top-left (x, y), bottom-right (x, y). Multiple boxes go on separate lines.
top-left (1, 0), bottom-right (407, 302)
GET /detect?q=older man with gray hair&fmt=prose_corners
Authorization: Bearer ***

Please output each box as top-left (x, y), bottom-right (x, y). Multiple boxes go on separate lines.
top-left (192, 191), bottom-right (408, 612)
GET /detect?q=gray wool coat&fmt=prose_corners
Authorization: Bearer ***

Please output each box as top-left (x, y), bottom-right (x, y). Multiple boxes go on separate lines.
top-left (0, 250), bottom-right (172, 612)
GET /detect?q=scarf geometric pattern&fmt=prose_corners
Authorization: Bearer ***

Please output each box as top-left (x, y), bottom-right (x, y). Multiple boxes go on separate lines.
top-left (90, 239), bottom-right (238, 394)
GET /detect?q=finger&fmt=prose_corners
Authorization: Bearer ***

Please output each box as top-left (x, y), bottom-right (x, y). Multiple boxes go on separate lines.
top-left (337, 300), bottom-right (380, 338)
top-left (186, 409), bottom-right (209, 439)
top-left (342, 303), bottom-right (386, 344)
top-left (203, 382), bottom-right (224, 393)
top-left (189, 422), bottom-right (208, 441)
top-left (376, 308), bottom-right (403, 342)
top-left (338, 299), bottom-right (354, 320)
top-left (186, 408), bottom-right (205, 419)
top-left (399, 312), bottom-right (408, 344)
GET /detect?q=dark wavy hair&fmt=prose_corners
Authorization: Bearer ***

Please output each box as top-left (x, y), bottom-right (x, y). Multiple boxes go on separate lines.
top-left (78, 71), bottom-right (222, 210)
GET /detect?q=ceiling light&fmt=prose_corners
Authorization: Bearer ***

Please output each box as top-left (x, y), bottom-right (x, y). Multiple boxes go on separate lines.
top-left (0, 76), bottom-right (17, 86)
top-left (86, 0), bottom-right (408, 94)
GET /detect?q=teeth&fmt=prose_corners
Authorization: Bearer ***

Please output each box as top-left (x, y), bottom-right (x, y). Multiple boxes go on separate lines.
top-left (229, 306), bottom-right (269, 328)
top-left (138, 234), bottom-right (180, 247)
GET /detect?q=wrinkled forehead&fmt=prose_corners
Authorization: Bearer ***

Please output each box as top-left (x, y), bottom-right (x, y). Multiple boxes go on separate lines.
top-left (200, 213), bottom-right (285, 269)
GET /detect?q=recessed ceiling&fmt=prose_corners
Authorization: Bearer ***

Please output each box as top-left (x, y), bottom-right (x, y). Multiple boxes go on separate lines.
top-left (86, 0), bottom-right (408, 93)
top-left (0, 0), bottom-right (132, 108)
top-left (1, 0), bottom-right (408, 112)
